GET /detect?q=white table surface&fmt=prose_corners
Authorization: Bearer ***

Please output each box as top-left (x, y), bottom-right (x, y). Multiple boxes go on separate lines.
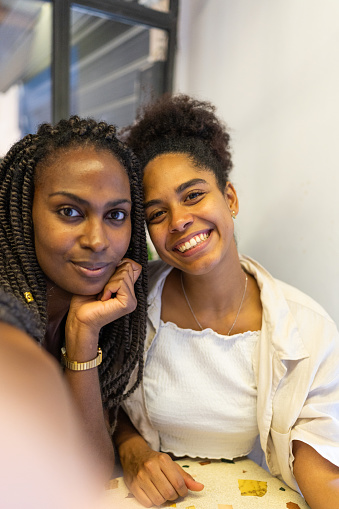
top-left (102, 457), bottom-right (310, 509)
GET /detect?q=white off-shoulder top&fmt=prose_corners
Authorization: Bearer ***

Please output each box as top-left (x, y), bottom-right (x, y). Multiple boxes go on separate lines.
top-left (143, 282), bottom-right (260, 459)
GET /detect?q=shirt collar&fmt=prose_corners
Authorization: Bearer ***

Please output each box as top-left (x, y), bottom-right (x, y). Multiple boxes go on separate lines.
top-left (146, 255), bottom-right (310, 361)
top-left (240, 254), bottom-right (309, 361)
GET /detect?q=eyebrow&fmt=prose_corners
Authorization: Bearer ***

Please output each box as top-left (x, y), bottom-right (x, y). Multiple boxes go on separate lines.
top-left (144, 178), bottom-right (207, 210)
top-left (49, 191), bottom-right (131, 208)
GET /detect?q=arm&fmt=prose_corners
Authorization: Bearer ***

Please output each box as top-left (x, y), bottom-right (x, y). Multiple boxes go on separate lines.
top-left (0, 322), bottom-right (102, 509)
top-left (293, 440), bottom-right (339, 509)
top-left (64, 259), bottom-right (142, 478)
top-left (114, 408), bottom-right (204, 507)
top-left (63, 355), bottom-right (114, 478)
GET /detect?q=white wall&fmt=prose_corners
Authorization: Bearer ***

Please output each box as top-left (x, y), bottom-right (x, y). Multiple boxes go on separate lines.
top-left (174, 0), bottom-right (339, 325)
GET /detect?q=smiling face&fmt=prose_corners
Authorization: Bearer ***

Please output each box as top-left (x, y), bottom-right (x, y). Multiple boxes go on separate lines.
top-left (143, 153), bottom-right (239, 275)
top-left (32, 146), bottom-right (132, 297)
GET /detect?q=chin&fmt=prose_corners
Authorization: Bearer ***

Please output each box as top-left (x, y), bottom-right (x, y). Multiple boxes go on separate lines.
top-left (159, 247), bottom-right (215, 275)
top-left (62, 281), bottom-right (106, 297)
top-left (79, 286), bottom-right (105, 297)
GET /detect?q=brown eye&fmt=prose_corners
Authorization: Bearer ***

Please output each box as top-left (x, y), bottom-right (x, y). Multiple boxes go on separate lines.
top-left (107, 210), bottom-right (127, 221)
top-left (59, 207), bottom-right (81, 217)
top-left (186, 191), bottom-right (204, 201)
top-left (148, 210), bottom-right (165, 223)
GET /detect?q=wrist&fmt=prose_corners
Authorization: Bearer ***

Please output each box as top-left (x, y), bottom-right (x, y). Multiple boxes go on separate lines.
top-left (65, 324), bottom-right (99, 362)
top-left (61, 346), bottom-right (102, 371)
top-left (118, 433), bottom-right (150, 461)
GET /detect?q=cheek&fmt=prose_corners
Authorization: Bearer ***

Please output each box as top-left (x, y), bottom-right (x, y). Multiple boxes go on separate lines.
top-left (32, 203), bottom-right (65, 255)
top-left (148, 225), bottom-right (165, 251)
top-left (33, 224), bottom-right (72, 276)
top-left (113, 222), bottom-right (132, 256)
top-left (34, 225), bottom-right (49, 259)
top-left (209, 197), bottom-right (232, 224)
top-left (34, 223), bottom-right (67, 252)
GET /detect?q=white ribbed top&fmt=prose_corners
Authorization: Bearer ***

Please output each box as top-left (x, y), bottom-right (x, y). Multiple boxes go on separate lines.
top-left (144, 321), bottom-right (260, 460)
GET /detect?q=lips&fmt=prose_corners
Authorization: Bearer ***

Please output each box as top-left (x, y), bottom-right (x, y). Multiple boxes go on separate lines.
top-left (75, 262), bottom-right (109, 270)
top-left (71, 261), bottom-right (113, 278)
top-left (174, 230), bottom-right (211, 253)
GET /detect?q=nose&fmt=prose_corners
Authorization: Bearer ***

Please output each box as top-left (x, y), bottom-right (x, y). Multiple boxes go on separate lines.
top-left (80, 218), bottom-right (110, 252)
top-left (169, 208), bottom-right (193, 233)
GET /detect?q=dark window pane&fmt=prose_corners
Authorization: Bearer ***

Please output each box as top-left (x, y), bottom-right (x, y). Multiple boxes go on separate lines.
top-left (70, 5), bottom-right (168, 128)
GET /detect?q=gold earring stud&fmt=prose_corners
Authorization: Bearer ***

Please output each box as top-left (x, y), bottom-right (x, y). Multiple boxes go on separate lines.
top-left (232, 210), bottom-right (236, 219)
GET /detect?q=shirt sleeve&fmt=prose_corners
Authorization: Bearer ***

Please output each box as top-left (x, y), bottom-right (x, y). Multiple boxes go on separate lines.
top-left (290, 322), bottom-right (339, 468)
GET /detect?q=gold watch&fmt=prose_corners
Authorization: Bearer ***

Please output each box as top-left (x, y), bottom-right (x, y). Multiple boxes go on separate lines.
top-left (61, 347), bottom-right (102, 371)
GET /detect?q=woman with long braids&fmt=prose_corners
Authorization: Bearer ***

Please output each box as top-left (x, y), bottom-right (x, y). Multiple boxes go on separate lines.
top-left (114, 94), bottom-right (339, 508)
top-left (0, 115), bottom-right (148, 477)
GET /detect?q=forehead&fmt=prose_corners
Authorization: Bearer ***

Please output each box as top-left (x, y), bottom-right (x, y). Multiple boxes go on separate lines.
top-left (143, 153), bottom-right (218, 198)
top-left (36, 146), bottom-right (130, 194)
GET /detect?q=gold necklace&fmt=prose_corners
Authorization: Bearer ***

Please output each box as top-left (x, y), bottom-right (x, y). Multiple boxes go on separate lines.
top-left (180, 271), bottom-right (248, 336)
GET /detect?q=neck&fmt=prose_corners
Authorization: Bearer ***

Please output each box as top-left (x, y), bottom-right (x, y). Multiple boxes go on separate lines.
top-left (46, 279), bottom-right (72, 321)
top-left (179, 262), bottom-right (249, 335)
top-left (45, 280), bottom-right (72, 358)
top-left (180, 252), bottom-right (245, 313)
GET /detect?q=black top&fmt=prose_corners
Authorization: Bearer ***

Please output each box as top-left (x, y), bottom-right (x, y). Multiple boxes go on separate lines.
top-left (0, 289), bottom-right (42, 341)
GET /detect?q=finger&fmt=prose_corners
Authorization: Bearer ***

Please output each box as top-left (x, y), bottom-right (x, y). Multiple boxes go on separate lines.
top-left (100, 265), bottom-right (135, 302)
top-left (117, 258), bottom-right (141, 272)
top-left (174, 464), bottom-right (204, 493)
top-left (132, 264), bottom-right (142, 283)
top-left (129, 476), bottom-right (168, 508)
top-left (131, 458), bottom-right (183, 506)
top-left (118, 259), bottom-right (142, 281)
top-left (143, 459), bottom-right (184, 503)
top-left (102, 263), bottom-right (140, 301)
top-left (101, 281), bottom-right (136, 314)
top-left (184, 475), bottom-right (205, 491)
top-left (129, 485), bottom-right (154, 508)
top-left (139, 478), bottom-right (176, 507)
top-left (111, 261), bottom-right (137, 289)
top-left (163, 464), bottom-right (188, 498)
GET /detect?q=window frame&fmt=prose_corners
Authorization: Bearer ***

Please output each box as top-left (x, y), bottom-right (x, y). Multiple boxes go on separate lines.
top-left (52, 0), bottom-right (178, 122)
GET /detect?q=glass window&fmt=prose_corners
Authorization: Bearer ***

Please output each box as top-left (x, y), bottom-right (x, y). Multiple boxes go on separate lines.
top-left (0, 0), bottom-right (176, 157)
top-left (0, 0), bottom-right (52, 156)
top-left (70, 4), bottom-right (168, 128)
top-left (121, 0), bottom-right (169, 13)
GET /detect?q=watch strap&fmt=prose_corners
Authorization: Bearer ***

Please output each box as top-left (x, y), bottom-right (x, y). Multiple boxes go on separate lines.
top-left (61, 347), bottom-right (102, 371)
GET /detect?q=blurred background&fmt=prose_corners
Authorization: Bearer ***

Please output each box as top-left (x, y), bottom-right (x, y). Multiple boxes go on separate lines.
top-left (1, 0), bottom-right (338, 325)
top-left (0, 0), bottom-right (174, 148)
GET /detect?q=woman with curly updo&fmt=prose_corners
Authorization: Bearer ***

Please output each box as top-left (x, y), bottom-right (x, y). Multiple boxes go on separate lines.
top-left (114, 94), bottom-right (339, 508)
top-left (0, 115), bottom-right (148, 477)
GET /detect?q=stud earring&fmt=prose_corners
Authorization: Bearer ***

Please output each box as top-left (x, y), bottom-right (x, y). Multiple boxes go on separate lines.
top-left (231, 210), bottom-right (236, 219)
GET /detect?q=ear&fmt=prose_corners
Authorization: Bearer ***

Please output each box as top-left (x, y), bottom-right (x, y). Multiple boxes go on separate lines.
top-left (224, 181), bottom-right (239, 217)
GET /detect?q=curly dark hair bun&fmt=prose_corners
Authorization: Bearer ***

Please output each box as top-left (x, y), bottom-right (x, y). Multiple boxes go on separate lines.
top-left (123, 93), bottom-right (233, 190)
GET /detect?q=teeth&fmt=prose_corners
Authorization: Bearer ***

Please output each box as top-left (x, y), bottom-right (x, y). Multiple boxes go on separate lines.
top-left (177, 232), bottom-right (210, 253)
